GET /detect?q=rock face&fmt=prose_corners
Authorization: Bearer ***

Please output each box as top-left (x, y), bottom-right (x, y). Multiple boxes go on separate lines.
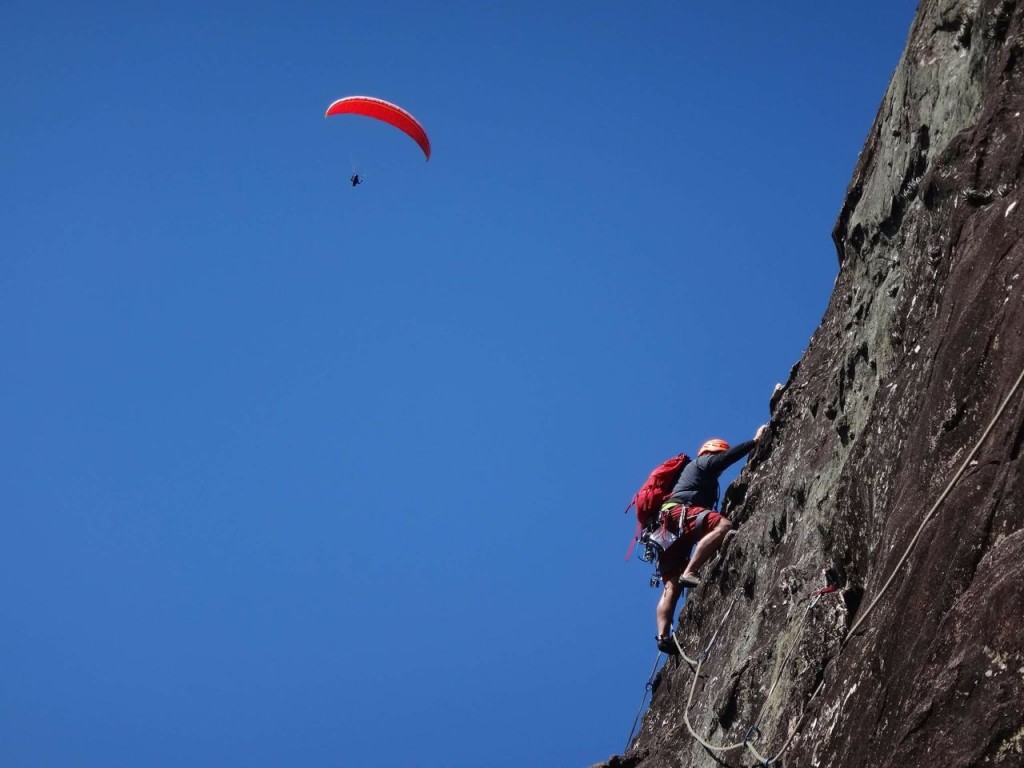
top-left (602, 2), bottom-right (1024, 766)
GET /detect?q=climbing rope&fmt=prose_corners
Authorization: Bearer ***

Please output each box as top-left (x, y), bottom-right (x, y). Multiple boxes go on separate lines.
top-left (846, 361), bottom-right (1024, 640)
top-left (632, 361), bottom-right (1024, 765)
top-left (747, 594), bottom-right (823, 741)
top-left (674, 640), bottom-right (701, 668)
top-left (766, 360), bottom-right (1024, 763)
top-left (624, 651), bottom-right (666, 752)
top-left (678, 596), bottom-right (748, 754)
top-left (625, 612), bottom-right (714, 749)
top-left (670, 588), bottom-right (828, 764)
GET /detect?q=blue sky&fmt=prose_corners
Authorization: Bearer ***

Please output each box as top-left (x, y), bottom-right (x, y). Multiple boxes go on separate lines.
top-left (2, 3), bottom-right (918, 766)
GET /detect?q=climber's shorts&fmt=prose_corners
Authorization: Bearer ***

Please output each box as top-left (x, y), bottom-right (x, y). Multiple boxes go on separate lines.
top-left (658, 505), bottom-right (724, 582)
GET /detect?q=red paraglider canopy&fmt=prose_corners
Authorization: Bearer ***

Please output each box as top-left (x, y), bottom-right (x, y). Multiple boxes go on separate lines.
top-left (325, 96), bottom-right (431, 160)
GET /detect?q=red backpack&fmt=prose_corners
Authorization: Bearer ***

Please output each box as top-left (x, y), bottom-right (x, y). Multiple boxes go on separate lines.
top-left (623, 453), bottom-right (690, 560)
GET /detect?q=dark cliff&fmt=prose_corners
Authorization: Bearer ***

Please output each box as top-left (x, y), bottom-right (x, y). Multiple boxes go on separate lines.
top-left (601, 1), bottom-right (1024, 766)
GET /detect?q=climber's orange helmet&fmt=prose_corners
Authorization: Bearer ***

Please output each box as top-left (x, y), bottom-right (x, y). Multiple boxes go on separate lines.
top-left (698, 438), bottom-right (730, 457)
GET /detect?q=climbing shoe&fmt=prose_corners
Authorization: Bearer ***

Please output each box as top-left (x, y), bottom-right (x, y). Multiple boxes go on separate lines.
top-left (678, 574), bottom-right (701, 589)
top-left (656, 635), bottom-right (679, 655)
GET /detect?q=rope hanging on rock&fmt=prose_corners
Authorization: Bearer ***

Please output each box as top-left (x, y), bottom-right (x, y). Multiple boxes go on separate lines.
top-left (768, 360), bottom-right (1024, 763)
top-left (624, 652), bottom-right (665, 752)
top-left (673, 588), bottom-right (829, 762)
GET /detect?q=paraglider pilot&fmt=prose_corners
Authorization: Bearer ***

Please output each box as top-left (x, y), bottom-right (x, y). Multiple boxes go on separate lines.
top-left (350, 174), bottom-right (363, 187)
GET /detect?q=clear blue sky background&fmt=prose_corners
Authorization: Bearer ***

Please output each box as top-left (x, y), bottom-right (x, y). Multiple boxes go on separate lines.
top-left (3, 3), bottom-right (918, 766)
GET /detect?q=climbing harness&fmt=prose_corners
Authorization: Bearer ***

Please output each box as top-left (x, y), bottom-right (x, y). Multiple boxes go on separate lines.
top-left (628, 361), bottom-right (1024, 764)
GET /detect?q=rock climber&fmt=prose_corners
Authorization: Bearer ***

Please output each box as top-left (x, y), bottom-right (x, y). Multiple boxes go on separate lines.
top-left (656, 424), bottom-right (768, 655)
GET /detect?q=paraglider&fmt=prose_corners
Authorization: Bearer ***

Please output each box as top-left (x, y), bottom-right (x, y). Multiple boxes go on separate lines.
top-left (325, 96), bottom-right (431, 161)
top-left (350, 174), bottom-right (363, 187)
